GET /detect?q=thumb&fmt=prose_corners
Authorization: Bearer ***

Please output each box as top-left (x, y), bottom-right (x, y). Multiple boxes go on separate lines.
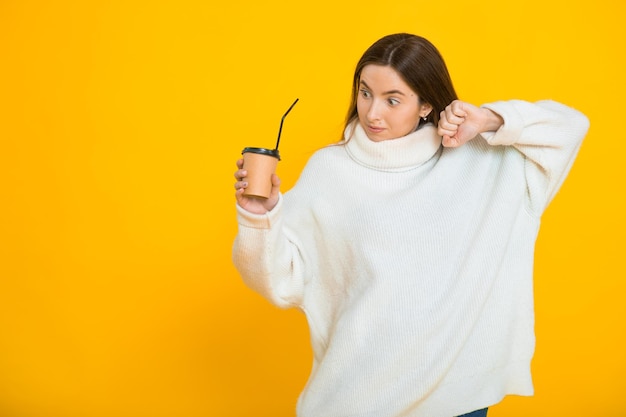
top-left (268, 173), bottom-right (281, 198)
top-left (442, 134), bottom-right (460, 148)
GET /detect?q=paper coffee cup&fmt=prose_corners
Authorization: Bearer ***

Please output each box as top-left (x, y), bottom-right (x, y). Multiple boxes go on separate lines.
top-left (241, 147), bottom-right (280, 199)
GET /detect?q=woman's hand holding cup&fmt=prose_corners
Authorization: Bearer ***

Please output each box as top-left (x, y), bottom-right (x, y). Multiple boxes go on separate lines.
top-left (234, 157), bottom-right (281, 214)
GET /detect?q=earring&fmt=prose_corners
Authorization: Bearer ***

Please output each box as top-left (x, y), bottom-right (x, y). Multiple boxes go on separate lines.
top-left (422, 116), bottom-right (427, 121)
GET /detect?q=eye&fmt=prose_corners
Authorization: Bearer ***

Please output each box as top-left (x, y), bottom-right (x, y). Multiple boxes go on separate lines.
top-left (359, 89), bottom-right (371, 98)
top-left (387, 98), bottom-right (400, 106)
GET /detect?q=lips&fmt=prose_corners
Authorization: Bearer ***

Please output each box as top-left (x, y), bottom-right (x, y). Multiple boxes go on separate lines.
top-left (367, 125), bottom-right (385, 134)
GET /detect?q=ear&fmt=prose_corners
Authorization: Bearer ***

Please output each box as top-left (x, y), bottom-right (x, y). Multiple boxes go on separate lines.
top-left (420, 103), bottom-right (433, 118)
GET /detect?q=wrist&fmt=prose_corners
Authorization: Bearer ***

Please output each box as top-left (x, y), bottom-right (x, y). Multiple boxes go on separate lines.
top-left (481, 108), bottom-right (504, 133)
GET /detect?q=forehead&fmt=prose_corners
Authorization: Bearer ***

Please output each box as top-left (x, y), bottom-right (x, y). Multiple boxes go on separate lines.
top-left (359, 64), bottom-right (414, 94)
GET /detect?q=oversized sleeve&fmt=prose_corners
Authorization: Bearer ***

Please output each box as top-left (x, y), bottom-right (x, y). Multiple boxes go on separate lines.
top-left (480, 99), bottom-right (590, 214)
top-left (231, 194), bottom-right (306, 309)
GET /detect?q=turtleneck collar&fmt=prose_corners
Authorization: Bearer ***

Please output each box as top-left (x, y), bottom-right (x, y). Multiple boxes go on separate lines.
top-left (343, 121), bottom-right (443, 172)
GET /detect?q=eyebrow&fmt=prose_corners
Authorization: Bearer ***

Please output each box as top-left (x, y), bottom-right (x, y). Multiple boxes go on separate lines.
top-left (359, 80), bottom-right (406, 96)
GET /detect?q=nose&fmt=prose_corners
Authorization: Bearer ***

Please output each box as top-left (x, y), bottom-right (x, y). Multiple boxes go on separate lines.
top-left (366, 99), bottom-right (382, 122)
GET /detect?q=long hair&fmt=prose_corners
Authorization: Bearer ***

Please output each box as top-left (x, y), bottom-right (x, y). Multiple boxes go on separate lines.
top-left (343, 33), bottom-right (458, 140)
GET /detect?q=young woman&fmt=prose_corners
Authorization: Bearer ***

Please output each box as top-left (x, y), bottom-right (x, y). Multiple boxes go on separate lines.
top-left (232, 33), bottom-right (589, 417)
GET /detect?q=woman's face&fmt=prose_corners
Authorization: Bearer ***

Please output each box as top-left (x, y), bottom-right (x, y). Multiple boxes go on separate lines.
top-left (357, 64), bottom-right (432, 142)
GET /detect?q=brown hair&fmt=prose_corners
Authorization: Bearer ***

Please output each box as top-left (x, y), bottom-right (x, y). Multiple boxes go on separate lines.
top-left (343, 33), bottom-right (458, 140)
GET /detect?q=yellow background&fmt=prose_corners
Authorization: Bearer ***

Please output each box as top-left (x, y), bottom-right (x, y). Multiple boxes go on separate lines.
top-left (1, 0), bottom-right (624, 416)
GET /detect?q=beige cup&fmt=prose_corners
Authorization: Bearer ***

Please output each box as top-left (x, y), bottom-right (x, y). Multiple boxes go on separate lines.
top-left (241, 147), bottom-right (280, 199)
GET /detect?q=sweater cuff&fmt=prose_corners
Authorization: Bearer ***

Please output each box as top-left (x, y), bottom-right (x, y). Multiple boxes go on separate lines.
top-left (235, 193), bottom-right (283, 229)
top-left (480, 101), bottom-right (525, 146)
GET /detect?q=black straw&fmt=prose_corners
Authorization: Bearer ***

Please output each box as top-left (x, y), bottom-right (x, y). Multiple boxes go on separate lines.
top-left (274, 98), bottom-right (299, 151)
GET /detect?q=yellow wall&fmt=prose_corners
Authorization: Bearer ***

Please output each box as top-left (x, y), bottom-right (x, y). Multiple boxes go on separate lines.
top-left (0, 1), bottom-right (624, 416)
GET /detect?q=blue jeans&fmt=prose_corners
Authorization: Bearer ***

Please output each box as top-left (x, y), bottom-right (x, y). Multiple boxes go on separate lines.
top-left (457, 408), bottom-right (488, 417)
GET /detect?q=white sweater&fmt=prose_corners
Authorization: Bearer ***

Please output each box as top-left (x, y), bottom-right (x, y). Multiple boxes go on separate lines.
top-left (232, 100), bottom-right (589, 417)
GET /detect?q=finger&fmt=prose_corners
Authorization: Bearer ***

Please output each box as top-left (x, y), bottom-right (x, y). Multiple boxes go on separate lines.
top-left (268, 174), bottom-right (281, 198)
top-left (234, 187), bottom-right (245, 205)
top-left (438, 117), bottom-right (462, 132)
top-left (234, 180), bottom-right (247, 191)
top-left (442, 135), bottom-right (459, 148)
top-left (443, 108), bottom-right (466, 126)
top-left (437, 125), bottom-right (457, 138)
top-left (450, 100), bottom-right (468, 118)
top-left (439, 108), bottom-right (449, 123)
top-left (236, 158), bottom-right (244, 169)
top-left (437, 111), bottom-right (453, 132)
top-left (234, 169), bottom-right (247, 181)
top-left (270, 173), bottom-right (281, 190)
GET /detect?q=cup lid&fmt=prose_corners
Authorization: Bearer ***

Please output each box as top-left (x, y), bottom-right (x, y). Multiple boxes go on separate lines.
top-left (241, 147), bottom-right (281, 160)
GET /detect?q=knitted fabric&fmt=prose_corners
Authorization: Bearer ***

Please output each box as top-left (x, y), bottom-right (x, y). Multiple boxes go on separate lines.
top-left (233, 100), bottom-right (589, 417)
